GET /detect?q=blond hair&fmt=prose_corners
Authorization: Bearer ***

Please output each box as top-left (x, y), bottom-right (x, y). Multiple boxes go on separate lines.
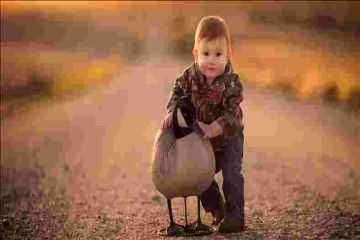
top-left (193, 16), bottom-right (232, 57)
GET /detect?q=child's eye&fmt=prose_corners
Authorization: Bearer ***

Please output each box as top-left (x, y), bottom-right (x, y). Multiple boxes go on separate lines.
top-left (203, 52), bottom-right (209, 56)
top-left (216, 52), bottom-right (222, 57)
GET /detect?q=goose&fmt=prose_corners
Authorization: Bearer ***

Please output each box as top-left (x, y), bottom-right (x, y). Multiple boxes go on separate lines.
top-left (152, 96), bottom-right (216, 236)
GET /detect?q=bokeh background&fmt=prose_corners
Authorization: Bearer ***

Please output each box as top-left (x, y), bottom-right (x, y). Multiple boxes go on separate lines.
top-left (2, 1), bottom-right (360, 114)
top-left (1, 1), bottom-right (360, 239)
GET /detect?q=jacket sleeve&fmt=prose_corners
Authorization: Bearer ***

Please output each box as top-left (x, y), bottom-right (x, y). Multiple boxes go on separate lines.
top-left (216, 74), bottom-right (244, 136)
top-left (166, 75), bottom-right (186, 113)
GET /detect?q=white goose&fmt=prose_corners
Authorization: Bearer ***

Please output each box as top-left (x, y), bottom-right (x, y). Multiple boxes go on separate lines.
top-left (152, 96), bottom-right (216, 236)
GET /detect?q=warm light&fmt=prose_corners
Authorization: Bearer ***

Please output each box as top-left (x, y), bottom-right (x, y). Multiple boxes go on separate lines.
top-left (1, 1), bottom-right (130, 14)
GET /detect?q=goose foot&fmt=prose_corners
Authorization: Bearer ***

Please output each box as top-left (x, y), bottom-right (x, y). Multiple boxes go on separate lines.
top-left (185, 221), bottom-right (214, 235)
top-left (160, 223), bottom-right (185, 236)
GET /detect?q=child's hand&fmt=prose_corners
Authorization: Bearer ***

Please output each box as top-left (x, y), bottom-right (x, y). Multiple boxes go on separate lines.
top-left (197, 121), bottom-right (223, 139)
top-left (161, 112), bottom-right (173, 129)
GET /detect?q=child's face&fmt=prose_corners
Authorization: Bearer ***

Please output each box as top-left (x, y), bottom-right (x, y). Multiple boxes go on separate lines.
top-left (195, 37), bottom-right (228, 82)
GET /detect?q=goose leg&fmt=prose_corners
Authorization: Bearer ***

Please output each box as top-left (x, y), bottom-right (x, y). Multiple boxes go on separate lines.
top-left (197, 196), bottom-right (202, 224)
top-left (167, 199), bottom-right (174, 224)
top-left (183, 196), bottom-right (194, 233)
top-left (191, 197), bottom-right (214, 233)
top-left (182, 197), bottom-right (214, 235)
top-left (184, 197), bottom-right (188, 227)
top-left (165, 198), bottom-right (184, 236)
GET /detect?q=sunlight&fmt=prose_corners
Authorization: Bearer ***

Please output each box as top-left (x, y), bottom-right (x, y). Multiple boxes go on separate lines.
top-left (1, 1), bottom-right (130, 14)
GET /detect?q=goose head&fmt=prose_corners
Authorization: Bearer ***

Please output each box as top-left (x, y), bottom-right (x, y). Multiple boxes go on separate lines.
top-left (172, 96), bottom-right (196, 139)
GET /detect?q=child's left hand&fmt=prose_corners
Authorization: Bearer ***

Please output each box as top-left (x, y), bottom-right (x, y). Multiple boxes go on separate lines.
top-left (197, 121), bottom-right (223, 139)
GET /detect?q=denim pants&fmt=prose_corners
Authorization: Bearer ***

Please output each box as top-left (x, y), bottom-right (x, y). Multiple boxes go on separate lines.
top-left (200, 130), bottom-right (244, 223)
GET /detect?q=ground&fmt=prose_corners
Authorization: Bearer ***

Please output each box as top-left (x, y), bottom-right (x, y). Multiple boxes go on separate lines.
top-left (1, 57), bottom-right (359, 240)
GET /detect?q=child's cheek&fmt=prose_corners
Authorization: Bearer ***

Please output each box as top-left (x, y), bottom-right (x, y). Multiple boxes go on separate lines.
top-left (220, 56), bottom-right (228, 65)
top-left (199, 63), bottom-right (207, 74)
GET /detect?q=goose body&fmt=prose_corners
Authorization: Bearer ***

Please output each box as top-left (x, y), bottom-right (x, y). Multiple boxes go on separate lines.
top-left (152, 127), bottom-right (215, 198)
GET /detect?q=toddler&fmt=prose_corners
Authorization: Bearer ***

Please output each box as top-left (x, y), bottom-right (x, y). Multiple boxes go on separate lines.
top-left (163, 16), bottom-right (245, 233)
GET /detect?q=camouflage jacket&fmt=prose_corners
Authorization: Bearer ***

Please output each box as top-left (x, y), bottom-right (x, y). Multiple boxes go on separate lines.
top-left (166, 62), bottom-right (244, 151)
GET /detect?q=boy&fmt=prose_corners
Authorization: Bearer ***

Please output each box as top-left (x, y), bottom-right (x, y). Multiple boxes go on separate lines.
top-left (163, 16), bottom-right (245, 233)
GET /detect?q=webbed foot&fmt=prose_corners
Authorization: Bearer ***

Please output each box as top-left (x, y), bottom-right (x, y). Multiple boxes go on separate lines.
top-left (185, 221), bottom-right (214, 235)
top-left (163, 223), bottom-right (185, 236)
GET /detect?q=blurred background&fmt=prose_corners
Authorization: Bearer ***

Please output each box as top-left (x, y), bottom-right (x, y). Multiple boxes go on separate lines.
top-left (1, 1), bottom-right (360, 117)
top-left (1, 1), bottom-right (360, 239)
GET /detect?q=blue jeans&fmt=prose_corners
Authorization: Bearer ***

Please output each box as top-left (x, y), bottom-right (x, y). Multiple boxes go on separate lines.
top-left (200, 129), bottom-right (244, 224)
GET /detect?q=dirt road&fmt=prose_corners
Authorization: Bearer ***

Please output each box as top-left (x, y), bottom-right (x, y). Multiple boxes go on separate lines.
top-left (1, 56), bottom-right (359, 239)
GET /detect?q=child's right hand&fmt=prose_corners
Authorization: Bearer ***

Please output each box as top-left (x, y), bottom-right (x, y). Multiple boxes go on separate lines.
top-left (197, 121), bottom-right (223, 139)
top-left (161, 112), bottom-right (173, 129)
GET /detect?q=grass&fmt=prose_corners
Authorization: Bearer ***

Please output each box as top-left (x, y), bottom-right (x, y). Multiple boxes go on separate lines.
top-left (231, 33), bottom-right (360, 112)
top-left (1, 43), bottom-right (123, 120)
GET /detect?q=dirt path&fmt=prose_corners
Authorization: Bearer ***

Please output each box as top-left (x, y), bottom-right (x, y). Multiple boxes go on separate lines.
top-left (1, 56), bottom-right (359, 239)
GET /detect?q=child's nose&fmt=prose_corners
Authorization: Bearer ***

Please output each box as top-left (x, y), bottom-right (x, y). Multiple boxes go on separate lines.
top-left (208, 55), bottom-right (217, 63)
